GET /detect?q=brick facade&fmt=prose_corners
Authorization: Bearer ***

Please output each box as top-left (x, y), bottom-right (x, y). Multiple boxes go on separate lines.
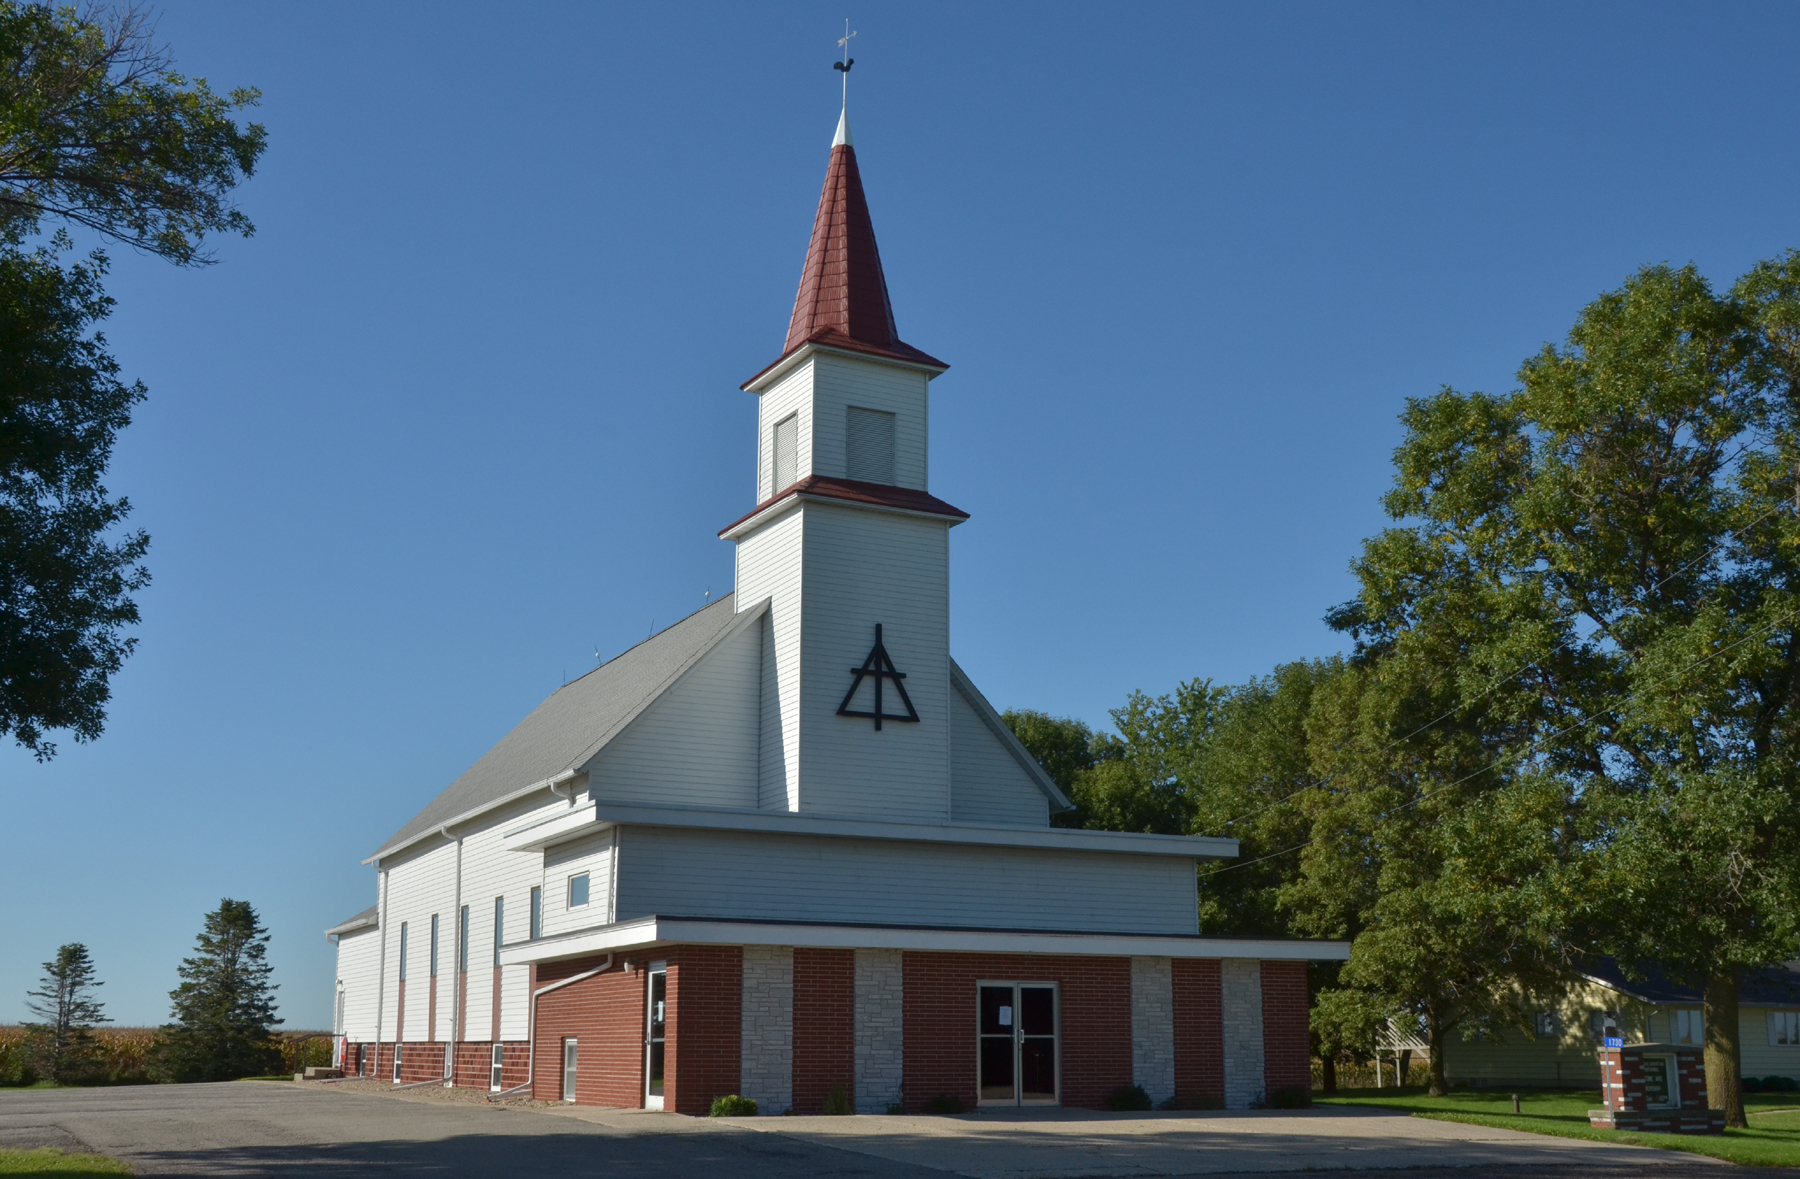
top-left (1260, 959), bottom-right (1311, 1099)
top-left (793, 947), bottom-right (855, 1114)
top-left (533, 955), bottom-right (649, 1107)
top-left (664, 946), bottom-right (744, 1116)
top-left (902, 951), bottom-right (1132, 1112)
top-left (1171, 958), bottom-right (1224, 1105)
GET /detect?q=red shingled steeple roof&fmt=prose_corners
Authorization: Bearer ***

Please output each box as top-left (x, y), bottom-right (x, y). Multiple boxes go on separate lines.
top-left (743, 118), bottom-right (946, 388)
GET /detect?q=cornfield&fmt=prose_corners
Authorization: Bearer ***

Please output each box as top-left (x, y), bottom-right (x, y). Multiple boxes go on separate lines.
top-left (0, 1027), bottom-right (333, 1085)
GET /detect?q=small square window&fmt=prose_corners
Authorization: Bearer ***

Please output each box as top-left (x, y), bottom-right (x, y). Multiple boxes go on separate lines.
top-left (569, 873), bottom-right (590, 909)
top-left (1534, 1012), bottom-right (1560, 1039)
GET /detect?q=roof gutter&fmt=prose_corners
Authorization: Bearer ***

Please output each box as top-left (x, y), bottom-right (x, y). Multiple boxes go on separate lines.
top-left (364, 770), bottom-right (586, 865)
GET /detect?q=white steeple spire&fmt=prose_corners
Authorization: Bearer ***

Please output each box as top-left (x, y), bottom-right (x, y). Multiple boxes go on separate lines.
top-left (833, 106), bottom-right (853, 148)
top-left (833, 21), bottom-right (856, 148)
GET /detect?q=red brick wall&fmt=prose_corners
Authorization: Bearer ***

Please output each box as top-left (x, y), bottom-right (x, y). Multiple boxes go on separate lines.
top-left (902, 952), bottom-right (1132, 1112)
top-left (666, 946), bottom-right (743, 1116)
top-left (1260, 960), bottom-right (1311, 1096)
top-left (395, 980), bottom-right (406, 1045)
top-left (533, 955), bottom-right (647, 1108)
top-left (793, 948), bottom-right (855, 1114)
top-left (391, 1041), bottom-right (448, 1083)
top-left (1172, 958), bottom-right (1224, 1104)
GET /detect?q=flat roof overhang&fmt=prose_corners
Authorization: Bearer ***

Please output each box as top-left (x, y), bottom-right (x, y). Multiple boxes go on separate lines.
top-left (498, 915), bottom-right (1350, 968)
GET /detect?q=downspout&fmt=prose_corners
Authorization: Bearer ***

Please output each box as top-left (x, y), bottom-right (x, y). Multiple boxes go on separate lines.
top-left (374, 861), bottom-right (388, 1078)
top-left (443, 825), bottom-right (462, 1085)
top-left (492, 955), bottom-right (612, 1098)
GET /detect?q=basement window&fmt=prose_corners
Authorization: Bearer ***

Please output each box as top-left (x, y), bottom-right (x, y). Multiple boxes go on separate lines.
top-left (569, 873), bottom-right (591, 909)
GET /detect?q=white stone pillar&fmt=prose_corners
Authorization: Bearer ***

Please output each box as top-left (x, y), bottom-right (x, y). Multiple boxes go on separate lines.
top-left (1130, 956), bottom-right (1175, 1107)
top-left (740, 945), bottom-right (793, 1113)
top-left (1221, 958), bottom-right (1265, 1109)
top-left (853, 948), bottom-right (904, 1113)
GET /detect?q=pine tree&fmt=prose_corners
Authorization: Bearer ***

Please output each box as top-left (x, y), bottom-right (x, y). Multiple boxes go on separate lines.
top-left (151, 899), bottom-right (282, 1082)
top-left (24, 943), bottom-right (109, 1084)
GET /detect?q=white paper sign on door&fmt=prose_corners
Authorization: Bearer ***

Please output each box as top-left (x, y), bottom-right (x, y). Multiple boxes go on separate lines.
top-left (999, 1006), bottom-right (1013, 1027)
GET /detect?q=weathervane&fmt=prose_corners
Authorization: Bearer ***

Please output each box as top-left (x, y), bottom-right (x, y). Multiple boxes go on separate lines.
top-left (835, 20), bottom-right (856, 106)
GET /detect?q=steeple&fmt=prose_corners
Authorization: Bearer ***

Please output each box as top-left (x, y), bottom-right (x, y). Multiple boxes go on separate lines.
top-left (769, 117), bottom-right (947, 377)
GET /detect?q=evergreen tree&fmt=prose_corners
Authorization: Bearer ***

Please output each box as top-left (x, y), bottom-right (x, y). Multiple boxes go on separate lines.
top-left (151, 899), bottom-right (282, 1082)
top-left (24, 942), bottom-right (108, 1083)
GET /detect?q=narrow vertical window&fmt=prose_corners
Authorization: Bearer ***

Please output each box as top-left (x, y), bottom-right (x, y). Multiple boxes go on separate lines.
top-left (562, 1038), bottom-right (578, 1102)
top-left (458, 905), bottom-right (469, 973)
top-left (430, 915), bottom-right (439, 978)
top-left (490, 1043), bottom-right (504, 1092)
top-left (529, 887), bottom-right (542, 940)
top-left (392, 1043), bottom-right (403, 1083)
top-left (398, 922), bottom-right (408, 982)
top-left (846, 406), bottom-right (895, 485)
top-left (569, 873), bottom-right (590, 908)
top-left (773, 413), bottom-right (798, 493)
top-left (493, 897), bottom-right (504, 967)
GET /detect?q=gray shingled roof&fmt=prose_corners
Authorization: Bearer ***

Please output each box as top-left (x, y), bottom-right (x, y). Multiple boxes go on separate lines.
top-left (373, 593), bottom-right (747, 860)
top-left (325, 905), bottom-right (378, 936)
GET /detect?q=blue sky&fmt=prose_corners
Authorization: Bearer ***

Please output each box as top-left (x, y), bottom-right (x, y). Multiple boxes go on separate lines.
top-left (4, 2), bottom-right (1797, 1027)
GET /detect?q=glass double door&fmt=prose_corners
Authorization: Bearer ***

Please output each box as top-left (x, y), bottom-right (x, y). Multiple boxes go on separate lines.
top-left (979, 982), bottom-right (1058, 1105)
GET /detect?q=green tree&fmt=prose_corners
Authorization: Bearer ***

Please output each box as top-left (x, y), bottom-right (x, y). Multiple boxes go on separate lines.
top-left (24, 942), bottom-right (108, 1084)
top-left (1329, 254), bottom-right (1800, 1122)
top-left (152, 899), bottom-right (282, 1083)
top-left (0, 1), bottom-right (263, 758)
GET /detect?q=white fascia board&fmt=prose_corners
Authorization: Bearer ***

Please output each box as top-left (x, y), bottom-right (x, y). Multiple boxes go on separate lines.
top-left (364, 769), bottom-right (583, 865)
top-left (324, 915), bottom-right (378, 937)
top-left (511, 800), bottom-right (1235, 860)
top-left (720, 492), bottom-right (963, 544)
top-left (499, 916), bottom-right (1348, 967)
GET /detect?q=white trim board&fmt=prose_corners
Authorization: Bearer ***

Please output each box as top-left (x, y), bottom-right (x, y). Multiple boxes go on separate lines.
top-left (498, 915), bottom-right (1349, 967)
top-left (501, 800), bottom-right (1236, 860)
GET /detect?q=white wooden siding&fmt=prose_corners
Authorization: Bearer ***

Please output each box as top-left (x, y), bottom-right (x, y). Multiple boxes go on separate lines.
top-left (950, 684), bottom-right (1050, 825)
top-left (757, 363), bottom-right (813, 500)
top-left (797, 503), bottom-right (950, 821)
top-left (541, 830), bottom-right (617, 937)
top-left (376, 838), bottom-right (456, 1041)
top-left (735, 509), bottom-right (803, 810)
top-left (809, 355), bottom-right (929, 490)
top-left (615, 826), bottom-right (1198, 934)
top-left (587, 617), bottom-right (760, 809)
top-left (335, 926), bottom-right (381, 1042)
top-left (1735, 1008), bottom-right (1800, 1079)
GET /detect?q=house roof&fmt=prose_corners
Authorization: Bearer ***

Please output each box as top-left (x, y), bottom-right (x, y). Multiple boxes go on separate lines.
top-left (1582, 958), bottom-right (1800, 1008)
top-left (371, 594), bottom-right (747, 861)
top-left (719, 474), bottom-right (969, 538)
top-left (325, 905), bottom-right (378, 937)
top-left (744, 131), bottom-right (946, 389)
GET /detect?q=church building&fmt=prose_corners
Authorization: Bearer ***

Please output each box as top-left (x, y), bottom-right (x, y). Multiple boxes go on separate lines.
top-left (327, 100), bottom-right (1348, 1114)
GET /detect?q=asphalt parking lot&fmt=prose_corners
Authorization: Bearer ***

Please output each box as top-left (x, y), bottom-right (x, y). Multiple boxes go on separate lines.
top-left (0, 1080), bottom-right (1762, 1178)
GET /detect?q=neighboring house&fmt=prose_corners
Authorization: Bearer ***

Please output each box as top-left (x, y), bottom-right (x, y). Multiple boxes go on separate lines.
top-left (1443, 961), bottom-right (1800, 1088)
top-left (325, 101), bottom-right (1350, 1115)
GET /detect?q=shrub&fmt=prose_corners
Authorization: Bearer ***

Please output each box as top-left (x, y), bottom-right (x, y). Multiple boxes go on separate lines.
top-left (1161, 1091), bottom-right (1225, 1110)
top-left (1743, 1076), bottom-right (1765, 1093)
top-left (710, 1094), bottom-right (758, 1117)
top-left (1267, 1085), bottom-right (1313, 1109)
top-left (1765, 1075), bottom-right (1799, 1093)
top-left (885, 1102), bottom-right (904, 1114)
top-left (926, 1093), bottom-right (965, 1114)
top-left (1106, 1084), bottom-right (1152, 1111)
top-left (822, 1085), bottom-right (853, 1115)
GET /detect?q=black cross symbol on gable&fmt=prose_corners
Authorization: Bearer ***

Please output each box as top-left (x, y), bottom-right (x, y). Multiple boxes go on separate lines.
top-left (837, 623), bottom-right (920, 730)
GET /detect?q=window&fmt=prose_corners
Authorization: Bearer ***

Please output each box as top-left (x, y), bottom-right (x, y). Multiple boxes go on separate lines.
top-left (490, 1043), bottom-right (504, 1092)
top-left (458, 905), bottom-right (469, 973)
top-left (1670, 1008), bottom-right (1701, 1044)
top-left (1771, 1010), bottom-right (1800, 1046)
top-left (1534, 1012), bottom-right (1560, 1039)
top-left (493, 897), bottom-right (504, 968)
top-left (398, 922), bottom-right (408, 982)
top-left (773, 413), bottom-right (798, 493)
top-left (569, 873), bottom-right (590, 909)
top-left (562, 1039), bottom-right (578, 1102)
top-left (430, 914), bottom-right (439, 978)
top-left (392, 1043), bottom-right (403, 1083)
top-left (1589, 1010), bottom-right (1620, 1043)
top-left (530, 887), bottom-right (542, 940)
top-left (846, 406), bottom-right (895, 485)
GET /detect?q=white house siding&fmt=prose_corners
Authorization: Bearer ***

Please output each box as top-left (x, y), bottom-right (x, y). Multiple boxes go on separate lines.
top-left (797, 503), bottom-right (951, 823)
top-left (377, 839), bottom-right (456, 1042)
top-left (949, 683), bottom-right (1049, 825)
top-left (1131, 957), bottom-right (1176, 1106)
top-left (587, 618), bottom-right (761, 810)
top-left (614, 826), bottom-right (1199, 934)
top-left (541, 830), bottom-right (616, 937)
top-left (1741, 1008), bottom-right (1800, 1079)
top-left (854, 949), bottom-right (904, 1113)
top-left (740, 945), bottom-right (794, 1112)
top-left (1221, 959), bottom-right (1264, 1109)
top-left (808, 354), bottom-right (930, 492)
top-left (335, 926), bottom-right (381, 1042)
top-left (757, 363), bottom-right (814, 500)
top-left (735, 509), bottom-right (803, 812)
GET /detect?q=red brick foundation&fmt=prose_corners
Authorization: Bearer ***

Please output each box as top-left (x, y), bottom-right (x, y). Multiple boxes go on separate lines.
top-left (793, 948), bottom-right (855, 1114)
top-left (1260, 960), bottom-right (1310, 1099)
top-left (1172, 958), bottom-right (1224, 1105)
top-left (534, 956), bottom-right (647, 1107)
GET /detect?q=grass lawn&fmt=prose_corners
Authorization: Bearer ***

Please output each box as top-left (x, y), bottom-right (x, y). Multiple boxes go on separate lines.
top-left (1316, 1087), bottom-right (1800, 1167)
top-left (0, 1148), bottom-right (131, 1175)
